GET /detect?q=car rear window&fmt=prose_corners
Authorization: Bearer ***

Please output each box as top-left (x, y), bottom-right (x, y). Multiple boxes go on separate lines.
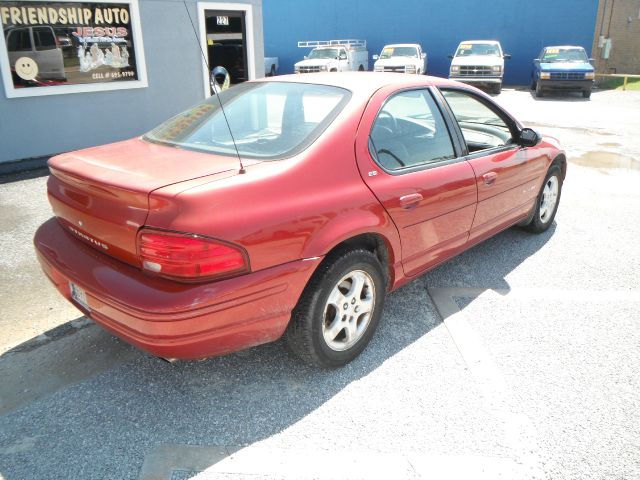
top-left (145, 82), bottom-right (351, 160)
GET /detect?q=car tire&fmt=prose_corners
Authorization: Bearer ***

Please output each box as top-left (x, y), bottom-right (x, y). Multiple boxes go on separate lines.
top-left (535, 82), bottom-right (544, 97)
top-left (582, 89), bottom-right (591, 99)
top-left (285, 249), bottom-right (386, 368)
top-left (358, 65), bottom-right (364, 71)
top-left (531, 78), bottom-right (537, 90)
top-left (493, 83), bottom-right (502, 95)
top-left (269, 65), bottom-right (276, 77)
top-left (522, 165), bottom-right (562, 233)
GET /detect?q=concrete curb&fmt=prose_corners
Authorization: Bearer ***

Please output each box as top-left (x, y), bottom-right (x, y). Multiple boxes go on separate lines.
top-left (0, 156), bottom-right (50, 176)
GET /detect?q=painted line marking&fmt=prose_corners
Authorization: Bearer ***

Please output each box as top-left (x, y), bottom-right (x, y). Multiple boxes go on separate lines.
top-left (428, 287), bottom-right (547, 480)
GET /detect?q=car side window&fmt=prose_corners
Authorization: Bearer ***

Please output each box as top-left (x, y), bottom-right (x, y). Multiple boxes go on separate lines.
top-left (369, 89), bottom-right (456, 172)
top-left (440, 89), bottom-right (513, 153)
top-left (7, 29), bottom-right (32, 52)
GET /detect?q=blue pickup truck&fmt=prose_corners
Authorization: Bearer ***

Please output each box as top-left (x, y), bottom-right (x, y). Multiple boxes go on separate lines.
top-left (532, 46), bottom-right (595, 98)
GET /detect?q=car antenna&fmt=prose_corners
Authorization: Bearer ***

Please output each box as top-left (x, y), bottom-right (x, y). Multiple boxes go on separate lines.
top-left (182, 1), bottom-right (246, 174)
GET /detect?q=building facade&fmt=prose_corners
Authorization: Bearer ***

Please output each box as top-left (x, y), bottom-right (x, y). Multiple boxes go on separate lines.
top-left (0, 0), bottom-right (264, 165)
top-left (592, 0), bottom-right (640, 75)
top-left (263, 0), bottom-right (599, 85)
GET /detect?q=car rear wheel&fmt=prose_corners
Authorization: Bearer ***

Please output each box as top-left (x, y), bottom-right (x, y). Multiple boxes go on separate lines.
top-left (522, 165), bottom-right (562, 233)
top-left (285, 249), bottom-right (386, 368)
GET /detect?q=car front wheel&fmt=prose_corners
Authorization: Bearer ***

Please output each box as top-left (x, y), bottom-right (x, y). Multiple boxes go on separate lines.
top-left (286, 249), bottom-right (386, 367)
top-left (535, 82), bottom-right (544, 97)
top-left (523, 165), bottom-right (562, 233)
top-left (583, 89), bottom-right (592, 99)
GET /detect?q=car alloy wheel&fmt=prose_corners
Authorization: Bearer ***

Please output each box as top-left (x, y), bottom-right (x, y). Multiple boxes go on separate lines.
top-left (539, 175), bottom-right (559, 224)
top-left (322, 270), bottom-right (375, 351)
top-left (286, 249), bottom-right (385, 367)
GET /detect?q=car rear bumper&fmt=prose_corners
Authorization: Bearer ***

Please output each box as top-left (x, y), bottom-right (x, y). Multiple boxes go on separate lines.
top-left (449, 76), bottom-right (502, 86)
top-left (34, 218), bottom-right (322, 360)
top-left (538, 79), bottom-right (593, 91)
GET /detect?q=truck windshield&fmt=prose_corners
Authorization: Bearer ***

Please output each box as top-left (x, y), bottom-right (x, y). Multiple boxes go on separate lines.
top-left (308, 48), bottom-right (340, 59)
top-left (144, 82), bottom-right (351, 160)
top-left (542, 47), bottom-right (588, 63)
top-left (380, 46), bottom-right (418, 58)
top-left (456, 43), bottom-right (500, 57)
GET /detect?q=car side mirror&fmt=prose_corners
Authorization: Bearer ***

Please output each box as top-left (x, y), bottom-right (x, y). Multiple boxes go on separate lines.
top-left (519, 128), bottom-right (540, 147)
top-left (533, 59), bottom-right (540, 64)
top-left (340, 55), bottom-right (347, 60)
top-left (421, 53), bottom-right (426, 59)
top-left (372, 54), bottom-right (379, 60)
top-left (303, 55), bottom-right (308, 60)
top-left (588, 58), bottom-right (595, 64)
top-left (448, 54), bottom-right (454, 59)
top-left (504, 54), bottom-right (512, 60)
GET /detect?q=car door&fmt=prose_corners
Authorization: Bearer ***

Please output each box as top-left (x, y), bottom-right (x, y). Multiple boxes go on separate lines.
top-left (355, 86), bottom-right (477, 277)
top-left (437, 87), bottom-right (548, 243)
top-left (31, 26), bottom-right (65, 79)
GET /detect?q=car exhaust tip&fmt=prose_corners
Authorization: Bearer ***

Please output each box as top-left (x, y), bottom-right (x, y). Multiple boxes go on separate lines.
top-left (159, 357), bottom-right (178, 364)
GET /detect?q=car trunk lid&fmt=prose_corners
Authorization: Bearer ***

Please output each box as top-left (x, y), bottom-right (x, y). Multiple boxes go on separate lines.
top-left (47, 137), bottom-right (254, 266)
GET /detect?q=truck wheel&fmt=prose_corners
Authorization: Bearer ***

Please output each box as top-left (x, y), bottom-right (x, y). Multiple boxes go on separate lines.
top-left (531, 78), bottom-right (536, 90)
top-left (330, 68), bottom-right (337, 72)
top-left (582, 89), bottom-right (591, 99)
top-left (535, 82), bottom-right (544, 97)
top-left (358, 65), bottom-right (364, 71)
top-left (269, 65), bottom-right (276, 76)
top-left (493, 83), bottom-right (502, 94)
top-left (285, 249), bottom-right (386, 368)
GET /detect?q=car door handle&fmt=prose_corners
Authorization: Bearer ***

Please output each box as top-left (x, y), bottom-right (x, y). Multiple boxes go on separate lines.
top-left (399, 193), bottom-right (423, 209)
top-left (483, 172), bottom-right (498, 185)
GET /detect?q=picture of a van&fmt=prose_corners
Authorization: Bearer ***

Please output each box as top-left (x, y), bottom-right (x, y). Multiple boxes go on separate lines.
top-left (5, 25), bottom-right (66, 81)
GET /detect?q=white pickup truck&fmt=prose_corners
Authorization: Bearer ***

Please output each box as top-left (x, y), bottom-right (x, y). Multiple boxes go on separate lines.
top-left (264, 57), bottom-right (279, 76)
top-left (295, 40), bottom-right (368, 73)
top-left (448, 40), bottom-right (511, 94)
top-left (373, 44), bottom-right (427, 74)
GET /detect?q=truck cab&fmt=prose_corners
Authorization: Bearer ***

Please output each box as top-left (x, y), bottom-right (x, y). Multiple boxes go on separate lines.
top-left (532, 46), bottom-right (595, 98)
top-left (448, 40), bottom-right (510, 94)
top-left (373, 43), bottom-right (426, 74)
top-left (295, 40), bottom-right (368, 73)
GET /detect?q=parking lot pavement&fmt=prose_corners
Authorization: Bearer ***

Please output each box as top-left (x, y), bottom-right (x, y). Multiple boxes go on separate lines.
top-left (1, 89), bottom-right (639, 480)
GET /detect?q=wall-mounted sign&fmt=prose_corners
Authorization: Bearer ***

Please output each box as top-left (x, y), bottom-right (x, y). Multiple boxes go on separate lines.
top-left (216, 15), bottom-right (228, 26)
top-left (0, 0), bottom-right (147, 98)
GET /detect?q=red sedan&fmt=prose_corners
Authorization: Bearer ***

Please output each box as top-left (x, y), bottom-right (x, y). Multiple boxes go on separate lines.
top-left (34, 73), bottom-right (565, 367)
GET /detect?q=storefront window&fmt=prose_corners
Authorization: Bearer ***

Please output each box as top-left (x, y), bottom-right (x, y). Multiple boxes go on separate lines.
top-left (0, 0), bottom-right (147, 98)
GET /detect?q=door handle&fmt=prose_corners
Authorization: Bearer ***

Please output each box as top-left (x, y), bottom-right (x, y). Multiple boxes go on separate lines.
top-left (399, 193), bottom-right (423, 209)
top-left (483, 172), bottom-right (497, 185)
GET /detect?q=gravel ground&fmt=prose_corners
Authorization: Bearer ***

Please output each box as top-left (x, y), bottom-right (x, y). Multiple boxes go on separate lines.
top-left (0, 88), bottom-right (639, 480)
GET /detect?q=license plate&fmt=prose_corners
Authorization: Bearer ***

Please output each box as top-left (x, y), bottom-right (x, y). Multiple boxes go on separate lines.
top-left (69, 282), bottom-right (90, 311)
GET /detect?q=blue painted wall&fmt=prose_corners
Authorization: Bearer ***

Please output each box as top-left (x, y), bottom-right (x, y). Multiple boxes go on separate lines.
top-left (264, 0), bottom-right (599, 85)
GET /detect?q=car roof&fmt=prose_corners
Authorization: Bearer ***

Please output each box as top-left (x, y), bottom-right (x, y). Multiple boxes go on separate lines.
top-left (257, 72), bottom-right (461, 95)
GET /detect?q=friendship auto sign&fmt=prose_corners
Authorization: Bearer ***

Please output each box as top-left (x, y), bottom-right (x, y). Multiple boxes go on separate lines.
top-left (0, 0), bottom-right (147, 98)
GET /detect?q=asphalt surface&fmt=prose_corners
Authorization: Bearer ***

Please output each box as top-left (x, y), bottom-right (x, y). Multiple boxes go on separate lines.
top-left (0, 87), bottom-right (639, 480)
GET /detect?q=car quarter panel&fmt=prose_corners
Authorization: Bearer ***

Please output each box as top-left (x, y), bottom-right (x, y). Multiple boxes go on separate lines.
top-left (144, 96), bottom-right (403, 282)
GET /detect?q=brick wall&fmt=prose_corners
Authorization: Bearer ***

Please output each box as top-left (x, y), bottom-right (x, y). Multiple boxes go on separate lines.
top-left (592, 0), bottom-right (640, 74)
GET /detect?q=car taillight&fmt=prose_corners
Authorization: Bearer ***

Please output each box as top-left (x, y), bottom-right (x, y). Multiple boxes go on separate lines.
top-left (137, 229), bottom-right (249, 282)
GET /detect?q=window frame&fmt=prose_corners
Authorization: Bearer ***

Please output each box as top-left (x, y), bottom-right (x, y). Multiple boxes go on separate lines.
top-left (433, 86), bottom-right (523, 160)
top-left (367, 86), bottom-right (466, 176)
